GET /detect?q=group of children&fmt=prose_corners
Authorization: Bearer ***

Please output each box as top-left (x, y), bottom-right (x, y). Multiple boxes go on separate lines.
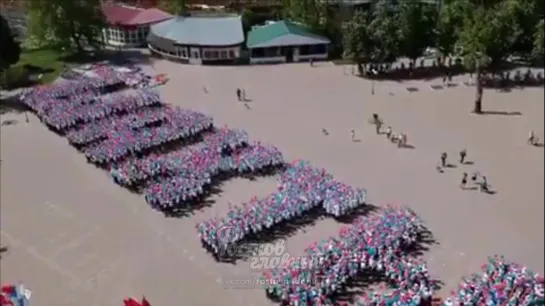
top-left (437, 151), bottom-right (491, 193)
top-left (370, 113), bottom-right (408, 147)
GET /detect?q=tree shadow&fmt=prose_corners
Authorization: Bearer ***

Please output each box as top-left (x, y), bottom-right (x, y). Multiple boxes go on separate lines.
top-left (480, 111), bottom-right (522, 116)
top-left (60, 49), bottom-right (154, 67)
top-left (0, 96), bottom-right (30, 115)
top-left (1, 119), bottom-right (18, 126)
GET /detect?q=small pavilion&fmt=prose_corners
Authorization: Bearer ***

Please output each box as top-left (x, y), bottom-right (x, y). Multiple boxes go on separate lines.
top-left (246, 20), bottom-right (331, 64)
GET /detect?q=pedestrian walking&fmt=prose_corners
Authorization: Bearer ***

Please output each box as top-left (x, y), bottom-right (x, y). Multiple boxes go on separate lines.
top-left (236, 88), bottom-right (241, 101)
top-left (351, 129), bottom-right (356, 141)
top-left (25, 112), bottom-right (29, 123)
top-left (480, 175), bottom-right (489, 193)
top-left (440, 152), bottom-right (447, 168)
top-left (528, 130), bottom-right (536, 145)
top-left (471, 172), bottom-right (479, 183)
top-left (460, 173), bottom-right (468, 189)
top-left (459, 149), bottom-right (467, 164)
top-left (242, 89), bottom-right (247, 101)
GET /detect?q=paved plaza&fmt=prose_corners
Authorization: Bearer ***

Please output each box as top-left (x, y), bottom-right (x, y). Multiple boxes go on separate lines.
top-left (1, 60), bottom-right (543, 305)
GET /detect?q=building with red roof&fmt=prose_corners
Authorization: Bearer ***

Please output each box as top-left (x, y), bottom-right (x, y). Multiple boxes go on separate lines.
top-left (102, 3), bottom-right (172, 48)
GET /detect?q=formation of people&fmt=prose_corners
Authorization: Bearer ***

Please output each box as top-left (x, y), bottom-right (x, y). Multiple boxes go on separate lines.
top-left (262, 205), bottom-right (433, 306)
top-left (197, 160), bottom-right (367, 257)
top-left (19, 64), bottom-right (285, 217)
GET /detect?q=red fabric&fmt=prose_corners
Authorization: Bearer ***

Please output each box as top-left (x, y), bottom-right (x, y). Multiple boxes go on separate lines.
top-left (123, 298), bottom-right (141, 306)
top-left (141, 296), bottom-right (151, 306)
top-left (1, 294), bottom-right (13, 306)
top-left (0, 286), bottom-right (14, 295)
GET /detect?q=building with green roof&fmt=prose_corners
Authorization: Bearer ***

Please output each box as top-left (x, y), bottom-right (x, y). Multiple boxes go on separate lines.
top-left (246, 20), bottom-right (331, 64)
top-left (147, 16), bottom-right (244, 65)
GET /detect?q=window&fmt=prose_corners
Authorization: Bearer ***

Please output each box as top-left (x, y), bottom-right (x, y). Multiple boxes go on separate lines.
top-left (203, 51), bottom-right (211, 59)
top-left (229, 50), bottom-right (235, 58)
top-left (220, 51), bottom-right (227, 59)
top-left (313, 44), bottom-right (326, 54)
top-left (181, 48), bottom-right (187, 58)
top-left (299, 45), bottom-right (310, 56)
top-left (211, 51), bottom-right (219, 59)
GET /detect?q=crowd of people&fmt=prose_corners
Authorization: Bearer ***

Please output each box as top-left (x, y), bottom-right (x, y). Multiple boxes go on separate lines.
top-left (18, 63), bottom-right (286, 214)
top-left (443, 256), bottom-right (543, 306)
top-left (143, 141), bottom-right (284, 208)
top-left (261, 206), bottom-right (432, 306)
top-left (16, 63), bottom-right (542, 306)
top-left (82, 107), bottom-right (213, 165)
top-left (1, 284), bottom-right (30, 306)
top-left (196, 160), bottom-right (367, 257)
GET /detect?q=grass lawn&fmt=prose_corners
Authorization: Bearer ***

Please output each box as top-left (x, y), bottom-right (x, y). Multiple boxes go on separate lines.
top-left (16, 47), bottom-right (66, 84)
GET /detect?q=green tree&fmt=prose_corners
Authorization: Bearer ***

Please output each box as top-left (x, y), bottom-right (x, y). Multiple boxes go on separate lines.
top-left (158, 0), bottom-right (188, 16)
top-left (27, 0), bottom-right (106, 53)
top-left (533, 19), bottom-right (545, 60)
top-left (457, 1), bottom-right (521, 114)
top-left (398, 1), bottom-right (436, 65)
top-left (368, 0), bottom-right (401, 64)
top-left (436, 0), bottom-right (471, 57)
top-left (341, 10), bottom-right (374, 75)
top-left (0, 15), bottom-right (21, 72)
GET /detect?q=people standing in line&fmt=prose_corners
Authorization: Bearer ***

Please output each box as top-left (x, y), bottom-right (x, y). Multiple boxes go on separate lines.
top-left (459, 149), bottom-right (467, 164)
top-left (385, 126), bottom-right (392, 140)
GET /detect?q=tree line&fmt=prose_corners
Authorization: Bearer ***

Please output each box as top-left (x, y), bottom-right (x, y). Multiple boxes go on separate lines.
top-left (282, 0), bottom-right (544, 113)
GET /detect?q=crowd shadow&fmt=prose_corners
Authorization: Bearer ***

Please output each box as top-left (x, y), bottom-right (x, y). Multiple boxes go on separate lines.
top-left (213, 202), bottom-right (381, 264)
top-left (334, 203), bottom-right (379, 224)
top-left (158, 185), bottom-right (223, 218)
top-left (213, 206), bottom-right (326, 264)
top-left (329, 227), bottom-right (440, 305)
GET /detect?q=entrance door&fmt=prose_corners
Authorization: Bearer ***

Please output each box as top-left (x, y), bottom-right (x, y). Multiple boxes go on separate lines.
top-left (284, 47), bottom-right (294, 63)
top-left (190, 47), bottom-right (202, 65)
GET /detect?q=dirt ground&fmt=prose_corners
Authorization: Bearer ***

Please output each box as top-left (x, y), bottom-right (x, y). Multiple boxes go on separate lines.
top-left (1, 60), bottom-right (543, 306)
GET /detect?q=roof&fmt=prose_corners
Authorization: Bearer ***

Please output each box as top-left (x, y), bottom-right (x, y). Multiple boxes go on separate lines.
top-left (246, 20), bottom-right (330, 49)
top-left (102, 4), bottom-right (172, 26)
top-left (149, 16), bottom-right (244, 46)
